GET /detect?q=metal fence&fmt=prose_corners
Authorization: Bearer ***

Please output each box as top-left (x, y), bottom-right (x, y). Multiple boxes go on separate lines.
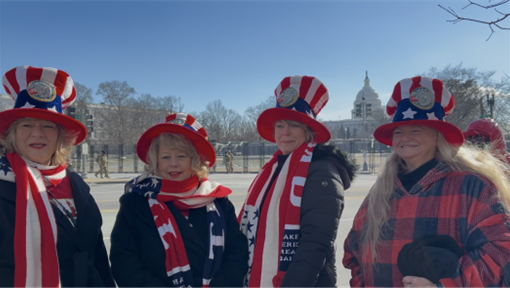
top-left (70, 139), bottom-right (393, 175)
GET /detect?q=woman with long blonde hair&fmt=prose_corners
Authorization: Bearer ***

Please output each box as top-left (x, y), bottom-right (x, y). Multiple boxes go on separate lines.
top-left (343, 76), bottom-right (510, 288)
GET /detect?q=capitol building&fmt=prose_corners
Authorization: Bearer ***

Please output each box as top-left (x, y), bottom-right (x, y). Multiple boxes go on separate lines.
top-left (323, 72), bottom-right (384, 142)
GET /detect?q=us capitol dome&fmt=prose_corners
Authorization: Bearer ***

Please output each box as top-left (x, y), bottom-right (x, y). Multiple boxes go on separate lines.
top-left (351, 71), bottom-right (383, 119)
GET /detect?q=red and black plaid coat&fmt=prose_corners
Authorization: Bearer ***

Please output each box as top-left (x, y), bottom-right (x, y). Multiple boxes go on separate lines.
top-left (343, 162), bottom-right (510, 287)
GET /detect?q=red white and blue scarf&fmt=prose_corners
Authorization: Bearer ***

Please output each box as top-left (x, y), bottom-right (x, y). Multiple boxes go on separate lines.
top-left (238, 142), bottom-right (315, 287)
top-left (0, 153), bottom-right (67, 288)
top-left (128, 174), bottom-right (231, 287)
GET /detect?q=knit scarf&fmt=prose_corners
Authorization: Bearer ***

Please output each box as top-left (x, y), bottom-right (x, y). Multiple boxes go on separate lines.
top-left (128, 174), bottom-right (231, 287)
top-left (2, 153), bottom-right (67, 287)
top-left (239, 142), bottom-right (315, 287)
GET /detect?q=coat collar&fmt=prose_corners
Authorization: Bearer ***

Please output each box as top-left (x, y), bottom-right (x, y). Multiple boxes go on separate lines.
top-left (395, 161), bottom-right (452, 196)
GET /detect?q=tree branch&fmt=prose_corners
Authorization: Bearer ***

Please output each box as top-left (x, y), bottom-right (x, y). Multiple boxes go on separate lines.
top-left (439, 1), bottom-right (510, 40)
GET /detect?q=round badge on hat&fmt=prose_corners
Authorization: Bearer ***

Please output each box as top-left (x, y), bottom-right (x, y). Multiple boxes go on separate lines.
top-left (374, 76), bottom-right (464, 146)
top-left (257, 75), bottom-right (332, 143)
top-left (136, 113), bottom-right (216, 167)
top-left (0, 65), bottom-right (87, 145)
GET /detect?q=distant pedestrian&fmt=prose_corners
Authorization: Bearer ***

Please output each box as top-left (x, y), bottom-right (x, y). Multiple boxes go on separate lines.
top-left (110, 113), bottom-right (248, 287)
top-left (95, 150), bottom-right (109, 178)
top-left (239, 75), bottom-right (357, 287)
top-left (226, 150), bottom-right (234, 173)
top-left (343, 76), bottom-right (510, 288)
top-left (0, 66), bottom-right (115, 287)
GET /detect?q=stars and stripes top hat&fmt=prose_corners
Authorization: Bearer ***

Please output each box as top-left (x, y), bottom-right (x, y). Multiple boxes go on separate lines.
top-left (257, 75), bottom-right (332, 143)
top-left (374, 76), bottom-right (464, 146)
top-left (0, 65), bottom-right (87, 145)
top-left (137, 113), bottom-right (217, 166)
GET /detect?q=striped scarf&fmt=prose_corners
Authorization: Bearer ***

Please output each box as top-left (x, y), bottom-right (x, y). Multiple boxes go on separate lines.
top-left (128, 174), bottom-right (231, 287)
top-left (239, 142), bottom-right (315, 287)
top-left (3, 153), bottom-right (67, 287)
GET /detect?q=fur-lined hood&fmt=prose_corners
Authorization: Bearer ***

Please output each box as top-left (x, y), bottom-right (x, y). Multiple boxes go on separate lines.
top-left (312, 143), bottom-right (359, 190)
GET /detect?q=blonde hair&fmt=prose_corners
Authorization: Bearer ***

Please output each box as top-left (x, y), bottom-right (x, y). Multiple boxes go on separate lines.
top-left (364, 131), bottom-right (510, 261)
top-left (0, 118), bottom-right (77, 166)
top-left (144, 133), bottom-right (209, 179)
top-left (274, 119), bottom-right (316, 143)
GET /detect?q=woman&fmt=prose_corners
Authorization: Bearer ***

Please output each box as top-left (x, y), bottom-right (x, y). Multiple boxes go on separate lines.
top-left (464, 118), bottom-right (510, 165)
top-left (0, 66), bottom-right (115, 287)
top-left (109, 113), bottom-right (248, 287)
top-left (343, 76), bottom-right (510, 287)
top-left (239, 75), bottom-right (357, 287)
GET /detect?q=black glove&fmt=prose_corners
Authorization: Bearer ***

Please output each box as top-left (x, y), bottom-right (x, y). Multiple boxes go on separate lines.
top-left (397, 235), bottom-right (464, 284)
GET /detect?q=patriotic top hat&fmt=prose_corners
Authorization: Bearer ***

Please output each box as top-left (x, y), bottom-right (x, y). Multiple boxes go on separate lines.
top-left (374, 76), bottom-right (464, 146)
top-left (257, 75), bottom-right (332, 143)
top-left (0, 65), bottom-right (87, 145)
top-left (137, 113), bottom-right (216, 167)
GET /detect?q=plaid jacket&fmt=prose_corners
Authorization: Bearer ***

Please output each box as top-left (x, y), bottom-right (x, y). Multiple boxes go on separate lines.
top-left (343, 162), bottom-right (510, 287)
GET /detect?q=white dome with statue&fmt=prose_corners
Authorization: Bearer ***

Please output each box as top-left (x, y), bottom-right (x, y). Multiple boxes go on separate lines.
top-left (351, 71), bottom-right (383, 119)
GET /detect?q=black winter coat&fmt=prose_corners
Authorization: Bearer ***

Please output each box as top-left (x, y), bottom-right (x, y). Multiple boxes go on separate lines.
top-left (0, 167), bottom-right (116, 288)
top-left (277, 143), bottom-right (357, 287)
top-left (110, 192), bottom-right (248, 287)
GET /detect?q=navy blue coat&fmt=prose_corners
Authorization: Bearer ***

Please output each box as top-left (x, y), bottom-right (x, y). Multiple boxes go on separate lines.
top-left (110, 192), bottom-right (248, 287)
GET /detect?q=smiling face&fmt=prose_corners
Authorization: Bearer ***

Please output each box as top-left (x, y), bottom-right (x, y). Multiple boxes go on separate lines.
top-left (393, 125), bottom-right (438, 172)
top-left (274, 120), bottom-right (308, 155)
top-left (157, 144), bottom-right (193, 181)
top-left (14, 118), bottom-right (59, 165)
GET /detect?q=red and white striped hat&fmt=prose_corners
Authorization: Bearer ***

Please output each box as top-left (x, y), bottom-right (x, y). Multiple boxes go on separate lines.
top-left (374, 76), bottom-right (464, 146)
top-left (257, 75), bottom-right (332, 143)
top-left (0, 65), bottom-right (87, 144)
top-left (137, 113), bottom-right (216, 166)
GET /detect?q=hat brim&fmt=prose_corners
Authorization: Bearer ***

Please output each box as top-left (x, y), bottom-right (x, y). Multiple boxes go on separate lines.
top-left (137, 124), bottom-right (216, 167)
top-left (257, 108), bottom-right (332, 143)
top-left (374, 120), bottom-right (465, 146)
top-left (0, 108), bottom-right (87, 145)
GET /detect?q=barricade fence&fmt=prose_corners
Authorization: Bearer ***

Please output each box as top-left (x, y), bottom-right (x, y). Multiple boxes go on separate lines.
top-left (70, 139), bottom-right (393, 175)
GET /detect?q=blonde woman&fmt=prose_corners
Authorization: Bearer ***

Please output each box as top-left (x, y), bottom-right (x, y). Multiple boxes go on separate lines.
top-left (343, 77), bottom-right (510, 288)
top-left (0, 66), bottom-right (115, 287)
top-left (240, 76), bottom-right (357, 287)
top-left (109, 113), bottom-right (248, 287)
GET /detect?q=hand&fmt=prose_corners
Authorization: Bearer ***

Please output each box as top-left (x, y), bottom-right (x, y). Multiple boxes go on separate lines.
top-left (402, 276), bottom-right (436, 288)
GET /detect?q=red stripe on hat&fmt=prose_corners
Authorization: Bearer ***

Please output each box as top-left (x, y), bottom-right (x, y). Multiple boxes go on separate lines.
top-left (388, 82), bottom-right (402, 116)
top-left (53, 70), bottom-right (69, 97)
top-left (26, 67), bottom-right (44, 85)
top-left (166, 113), bottom-right (178, 123)
top-left (299, 76), bottom-right (313, 101)
top-left (444, 93), bottom-right (455, 115)
top-left (185, 114), bottom-right (195, 126)
top-left (409, 76), bottom-right (422, 93)
top-left (65, 86), bottom-right (77, 107)
top-left (278, 77), bottom-right (291, 95)
top-left (432, 78), bottom-right (444, 103)
top-left (310, 83), bottom-right (327, 113)
top-left (5, 68), bottom-right (20, 95)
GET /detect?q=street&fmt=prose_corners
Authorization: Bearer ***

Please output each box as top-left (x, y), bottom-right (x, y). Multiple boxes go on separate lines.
top-left (90, 172), bottom-right (377, 288)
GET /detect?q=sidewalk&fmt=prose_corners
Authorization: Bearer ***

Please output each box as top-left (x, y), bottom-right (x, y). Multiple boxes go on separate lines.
top-left (82, 172), bottom-right (140, 184)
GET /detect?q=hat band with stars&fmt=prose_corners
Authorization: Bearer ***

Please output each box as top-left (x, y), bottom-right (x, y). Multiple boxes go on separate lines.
top-left (14, 90), bottom-right (63, 113)
top-left (393, 99), bottom-right (445, 123)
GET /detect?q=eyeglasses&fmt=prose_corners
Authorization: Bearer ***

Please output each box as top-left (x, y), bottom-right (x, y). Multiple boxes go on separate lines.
top-left (466, 135), bottom-right (491, 149)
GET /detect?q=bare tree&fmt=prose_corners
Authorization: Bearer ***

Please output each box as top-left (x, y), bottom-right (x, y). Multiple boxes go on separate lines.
top-left (243, 96), bottom-right (275, 140)
top-left (422, 63), bottom-right (510, 132)
top-left (439, 0), bottom-right (510, 40)
top-left (95, 81), bottom-right (143, 145)
top-left (194, 100), bottom-right (242, 142)
top-left (150, 95), bottom-right (185, 117)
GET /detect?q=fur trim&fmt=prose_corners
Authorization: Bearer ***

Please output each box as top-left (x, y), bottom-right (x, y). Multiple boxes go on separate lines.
top-left (313, 144), bottom-right (359, 182)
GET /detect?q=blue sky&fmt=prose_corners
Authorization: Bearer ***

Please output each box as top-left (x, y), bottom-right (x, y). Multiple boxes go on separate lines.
top-left (1, 0), bottom-right (508, 122)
